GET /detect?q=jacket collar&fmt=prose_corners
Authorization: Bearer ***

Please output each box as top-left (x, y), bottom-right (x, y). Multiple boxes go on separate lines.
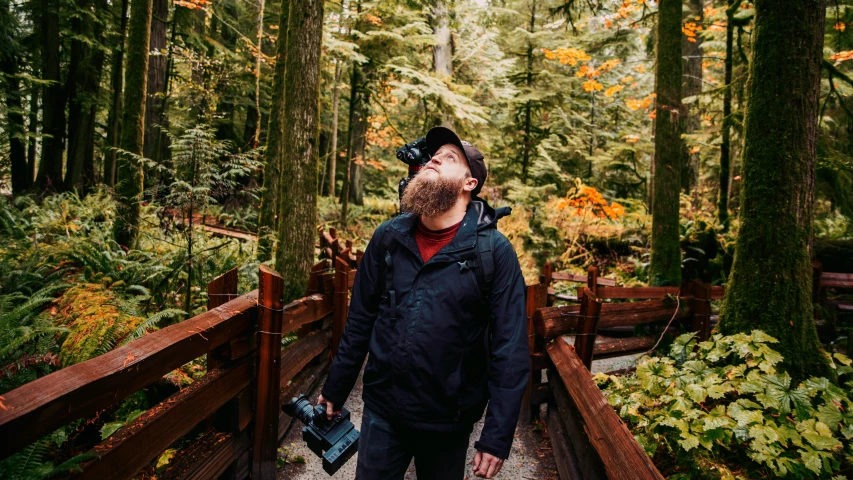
top-left (388, 198), bottom-right (496, 263)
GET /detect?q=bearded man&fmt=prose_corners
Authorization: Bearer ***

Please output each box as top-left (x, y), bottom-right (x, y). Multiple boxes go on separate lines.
top-left (318, 126), bottom-right (529, 480)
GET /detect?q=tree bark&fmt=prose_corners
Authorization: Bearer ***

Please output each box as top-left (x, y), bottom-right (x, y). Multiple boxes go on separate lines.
top-left (323, 59), bottom-right (342, 197)
top-left (257, 0), bottom-right (289, 261)
top-left (26, 85), bottom-right (38, 186)
top-left (339, 60), bottom-right (361, 229)
top-left (718, 0), bottom-right (829, 382)
top-left (113, 0), bottom-right (154, 247)
top-left (348, 104), bottom-right (367, 206)
top-left (35, 0), bottom-right (65, 192)
top-left (521, 0), bottom-right (535, 182)
top-left (432, 0), bottom-right (454, 129)
top-left (65, 0), bottom-right (106, 192)
top-left (0, 0), bottom-right (29, 195)
top-left (142, 0), bottom-right (169, 162)
top-left (275, 0), bottom-right (323, 303)
top-left (104, 0), bottom-right (129, 187)
top-left (718, 0), bottom-right (738, 230)
top-left (649, 0), bottom-right (682, 287)
top-left (680, 0), bottom-right (702, 193)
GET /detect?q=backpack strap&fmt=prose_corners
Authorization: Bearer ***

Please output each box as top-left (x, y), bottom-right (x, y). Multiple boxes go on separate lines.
top-left (472, 227), bottom-right (496, 303)
top-left (377, 225), bottom-right (398, 326)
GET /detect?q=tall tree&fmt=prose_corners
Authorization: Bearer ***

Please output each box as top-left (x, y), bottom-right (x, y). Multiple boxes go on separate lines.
top-left (65, 0), bottom-right (107, 191)
top-left (275, 0), bottom-right (323, 303)
top-left (718, 0), bottom-right (828, 382)
top-left (717, 0), bottom-right (739, 230)
top-left (322, 59), bottom-right (342, 197)
top-left (339, 60), bottom-right (362, 228)
top-left (34, 0), bottom-right (65, 191)
top-left (649, 0), bottom-right (682, 287)
top-left (0, 0), bottom-right (29, 194)
top-left (257, 0), bottom-right (289, 260)
top-left (680, 0), bottom-right (702, 192)
top-left (432, 0), bottom-right (454, 129)
top-left (142, 0), bottom-right (169, 163)
top-left (113, 0), bottom-right (154, 247)
top-left (104, 0), bottom-right (129, 187)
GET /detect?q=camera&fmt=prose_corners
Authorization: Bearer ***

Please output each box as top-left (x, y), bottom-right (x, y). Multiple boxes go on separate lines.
top-left (282, 394), bottom-right (359, 475)
top-left (395, 137), bottom-right (432, 206)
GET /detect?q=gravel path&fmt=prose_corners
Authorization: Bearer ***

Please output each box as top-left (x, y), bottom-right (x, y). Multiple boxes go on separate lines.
top-left (276, 365), bottom-right (559, 480)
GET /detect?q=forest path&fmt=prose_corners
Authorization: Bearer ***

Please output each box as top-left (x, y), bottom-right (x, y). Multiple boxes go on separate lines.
top-left (276, 364), bottom-right (559, 480)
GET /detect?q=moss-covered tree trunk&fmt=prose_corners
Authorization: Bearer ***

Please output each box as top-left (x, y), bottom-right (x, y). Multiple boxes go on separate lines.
top-left (257, 0), bottom-right (289, 261)
top-left (113, 0), bottom-right (153, 247)
top-left (649, 0), bottom-right (682, 287)
top-left (339, 60), bottom-right (362, 229)
top-left (718, 0), bottom-right (739, 230)
top-left (718, 0), bottom-right (829, 382)
top-left (35, 0), bottom-right (65, 191)
top-left (275, 0), bottom-right (323, 302)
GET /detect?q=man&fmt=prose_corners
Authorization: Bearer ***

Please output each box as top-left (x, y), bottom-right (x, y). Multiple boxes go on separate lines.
top-left (318, 126), bottom-right (529, 479)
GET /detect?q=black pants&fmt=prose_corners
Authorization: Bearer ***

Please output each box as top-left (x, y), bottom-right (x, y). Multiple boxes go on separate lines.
top-left (355, 406), bottom-right (472, 480)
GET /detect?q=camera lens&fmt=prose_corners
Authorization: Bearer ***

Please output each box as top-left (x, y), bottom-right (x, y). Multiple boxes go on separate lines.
top-left (289, 396), bottom-right (316, 425)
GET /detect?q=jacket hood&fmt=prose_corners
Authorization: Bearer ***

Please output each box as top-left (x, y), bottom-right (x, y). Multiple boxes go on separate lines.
top-left (471, 196), bottom-right (511, 231)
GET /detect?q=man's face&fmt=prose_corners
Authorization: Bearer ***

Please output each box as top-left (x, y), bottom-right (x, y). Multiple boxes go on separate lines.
top-left (422, 144), bottom-right (476, 192)
top-left (399, 143), bottom-right (476, 218)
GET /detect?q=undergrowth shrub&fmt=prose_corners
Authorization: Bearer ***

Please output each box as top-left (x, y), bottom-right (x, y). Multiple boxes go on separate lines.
top-left (595, 331), bottom-right (853, 478)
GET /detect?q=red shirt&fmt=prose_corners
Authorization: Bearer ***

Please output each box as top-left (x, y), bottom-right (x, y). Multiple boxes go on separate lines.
top-left (415, 219), bottom-right (462, 263)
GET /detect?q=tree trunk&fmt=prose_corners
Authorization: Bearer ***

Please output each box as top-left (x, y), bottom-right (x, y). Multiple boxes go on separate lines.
top-left (718, 0), bottom-right (737, 230)
top-left (142, 0), bottom-right (169, 162)
top-left (257, 0), bottom-right (289, 261)
top-left (35, 0), bottom-right (65, 192)
top-left (681, 0), bottom-right (702, 193)
top-left (65, 0), bottom-right (106, 192)
top-left (432, 0), bottom-right (453, 129)
top-left (348, 104), bottom-right (367, 206)
top-left (718, 0), bottom-right (828, 382)
top-left (521, 0), bottom-right (535, 182)
top-left (26, 85), bottom-right (38, 186)
top-left (274, 0), bottom-right (323, 303)
top-left (104, 0), bottom-right (129, 187)
top-left (323, 59), bottom-right (342, 197)
top-left (649, 0), bottom-right (682, 287)
top-left (0, 0), bottom-right (29, 195)
top-left (339, 60), bottom-right (361, 229)
top-left (113, 0), bottom-right (154, 247)
top-left (249, 0), bottom-right (265, 148)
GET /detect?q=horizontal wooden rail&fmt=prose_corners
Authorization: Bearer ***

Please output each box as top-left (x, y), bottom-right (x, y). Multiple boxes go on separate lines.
top-left (550, 272), bottom-right (617, 286)
top-left (281, 293), bottom-right (334, 334)
top-left (534, 298), bottom-right (691, 338)
top-left (822, 272), bottom-right (853, 288)
top-left (546, 339), bottom-right (663, 480)
top-left (592, 335), bottom-right (657, 359)
top-left (0, 291), bottom-right (258, 458)
top-left (595, 286), bottom-right (681, 299)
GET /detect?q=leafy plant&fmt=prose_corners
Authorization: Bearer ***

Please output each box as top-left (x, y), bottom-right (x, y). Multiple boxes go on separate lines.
top-left (595, 331), bottom-right (853, 478)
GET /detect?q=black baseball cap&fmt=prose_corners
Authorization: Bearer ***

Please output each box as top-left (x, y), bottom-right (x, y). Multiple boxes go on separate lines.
top-left (425, 126), bottom-right (487, 196)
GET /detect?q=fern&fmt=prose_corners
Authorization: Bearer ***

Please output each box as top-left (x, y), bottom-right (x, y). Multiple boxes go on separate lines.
top-left (123, 309), bottom-right (185, 345)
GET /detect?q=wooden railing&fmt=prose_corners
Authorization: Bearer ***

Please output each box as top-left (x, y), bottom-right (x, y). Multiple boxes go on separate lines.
top-left (0, 250), bottom-right (358, 479)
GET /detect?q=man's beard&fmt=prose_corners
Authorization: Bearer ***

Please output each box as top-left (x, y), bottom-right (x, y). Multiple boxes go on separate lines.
top-left (400, 170), bottom-right (466, 218)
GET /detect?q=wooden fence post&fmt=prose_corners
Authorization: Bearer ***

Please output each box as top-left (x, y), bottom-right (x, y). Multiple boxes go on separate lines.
top-left (574, 287), bottom-right (602, 370)
top-left (207, 268), bottom-right (239, 371)
top-left (331, 256), bottom-right (349, 359)
top-left (542, 261), bottom-right (554, 306)
top-left (252, 266), bottom-right (283, 480)
top-left (690, 279), bottom-right (711, 341)
top-left (587, 266), bottom-right (599, 297)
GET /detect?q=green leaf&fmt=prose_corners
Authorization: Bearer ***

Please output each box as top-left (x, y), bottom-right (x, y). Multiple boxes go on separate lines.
top-left (750, 330), bottom-right (779, 344)
top-left (100, 421), bottom-right (124, 440)
top-left (678, 434), bottom-right (700, 451)
top-left (817, 403), bottom-right (843, 430)
top-left (834, 353), bottom-right (852, 366)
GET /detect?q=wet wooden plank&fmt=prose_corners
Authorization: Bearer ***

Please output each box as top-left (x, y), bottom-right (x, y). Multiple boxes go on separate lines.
top-left (546, 340), bottom-right (663, 480)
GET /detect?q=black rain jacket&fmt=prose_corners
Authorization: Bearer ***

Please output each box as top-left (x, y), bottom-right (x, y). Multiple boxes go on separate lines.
top-left (321, 197), bottom-right (530, 460)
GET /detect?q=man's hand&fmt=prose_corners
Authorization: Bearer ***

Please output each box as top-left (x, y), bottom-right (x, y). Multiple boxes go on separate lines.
top-left (317, 394), bottom-right (341, 421)
top-left (472, 450), bottom-right (504, 479)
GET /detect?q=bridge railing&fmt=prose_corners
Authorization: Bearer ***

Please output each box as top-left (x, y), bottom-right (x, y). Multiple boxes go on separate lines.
top-left (0, 248), bottom-right (358, 480)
